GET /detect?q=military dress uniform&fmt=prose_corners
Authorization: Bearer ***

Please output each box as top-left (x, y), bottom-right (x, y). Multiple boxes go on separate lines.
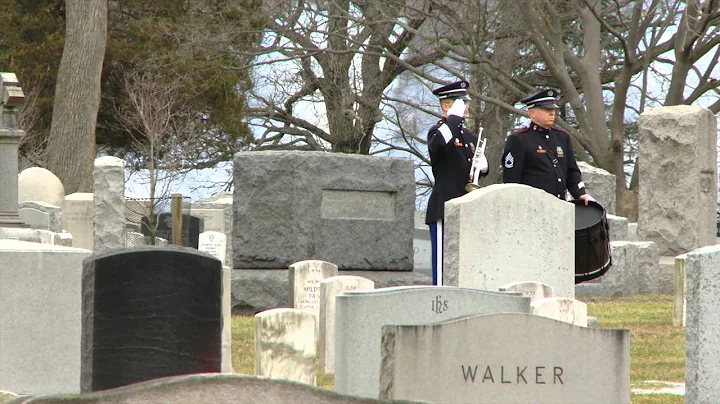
top-left (425, 80), bottom-right (488, 286)
top-left (501, 89), bottom-right (587, 200)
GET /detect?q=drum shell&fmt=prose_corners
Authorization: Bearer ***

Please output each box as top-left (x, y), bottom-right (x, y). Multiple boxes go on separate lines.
top-left (574, 200), bottom-right (612, 284)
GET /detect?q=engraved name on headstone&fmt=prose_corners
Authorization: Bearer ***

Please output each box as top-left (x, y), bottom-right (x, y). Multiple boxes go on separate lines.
top-left (380, 313), bottom-right (630, 403)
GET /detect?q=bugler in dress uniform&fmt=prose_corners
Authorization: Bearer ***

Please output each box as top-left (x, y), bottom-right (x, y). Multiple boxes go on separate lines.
top-left (425, 80), bottom-right (489, 286)
top-left (501, 89), bottom-right (588, 200)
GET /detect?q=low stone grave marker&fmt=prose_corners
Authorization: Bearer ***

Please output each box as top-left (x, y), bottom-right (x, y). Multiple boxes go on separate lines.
top-left (531, 297), bottom-right (588, 326)
top-left (499, 281), bottom-right (554, 302)
top-left (334, 286), bottom-right (531, 398)
top-left (380, 313), bottom-right (630, 403)
top-left (289, 260), bottom-right (338, 317)
top-left (254, 308), bottom-right (316, 386)
top-left (319, 275), bottom-right (375, 374)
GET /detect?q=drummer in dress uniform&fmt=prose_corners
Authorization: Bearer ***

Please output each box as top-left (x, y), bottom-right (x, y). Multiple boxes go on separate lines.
top-left (501, 89), bottom-right (593, 205)
top-left (425, 80), bottom-right (489, 286)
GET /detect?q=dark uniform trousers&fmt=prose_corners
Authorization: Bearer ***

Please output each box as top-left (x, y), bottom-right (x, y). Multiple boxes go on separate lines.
top-left (501, 123), bottom-right (587, 200)
top-left (425, 115), bottom-right (485, 286)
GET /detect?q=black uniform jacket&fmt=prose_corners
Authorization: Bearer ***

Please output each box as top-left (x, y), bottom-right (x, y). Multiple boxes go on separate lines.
top-left (501, 123), bottom-right (586, 200)
top-left (425, 115), bottom-right (487, 224)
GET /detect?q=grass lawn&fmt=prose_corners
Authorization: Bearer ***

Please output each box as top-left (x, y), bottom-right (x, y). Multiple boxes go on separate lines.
top-left (232, 295), bottom-right (684, 403)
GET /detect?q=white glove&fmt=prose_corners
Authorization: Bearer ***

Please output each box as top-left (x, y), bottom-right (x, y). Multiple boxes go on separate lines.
top-left (447, 99), bottom-right (466, 118)
top-left (477, 154), bottom-right (488, 173)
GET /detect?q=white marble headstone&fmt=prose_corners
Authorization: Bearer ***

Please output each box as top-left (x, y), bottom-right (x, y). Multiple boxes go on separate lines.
top-left (199, 231), bottom-right (227, 266)
top-left (254, 308), bottom-right (316, 386)
top-left (499, 281), bottom-right (554, 302)
top-left (318, 275), bottom-right (374, 374)
top-left (531, 297), bottom-right (588, 326)
top-left (444, 184), bottom-right (575, 298)
top-left (289, 260), bottom-right (338, 317)
top-left (63, 193), bottom-right (94, 250)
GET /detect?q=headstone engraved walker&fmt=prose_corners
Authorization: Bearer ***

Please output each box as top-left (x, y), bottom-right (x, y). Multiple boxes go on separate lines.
top-left (81, 246), bottom-right (223, 392)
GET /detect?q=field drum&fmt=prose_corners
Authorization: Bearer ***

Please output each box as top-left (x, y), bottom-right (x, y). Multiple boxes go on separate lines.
top-left (573, 200), bottom-right (612, 284)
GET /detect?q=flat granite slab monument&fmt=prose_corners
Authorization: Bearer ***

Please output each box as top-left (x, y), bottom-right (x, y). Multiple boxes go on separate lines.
top-left (232, 151), bottom-right (414, 270)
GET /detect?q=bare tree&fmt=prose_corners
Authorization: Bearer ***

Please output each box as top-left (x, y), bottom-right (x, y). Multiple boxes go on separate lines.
top-left (117, 69), bottom-right (201, 242)
top-left (245, 0), bottom-right (443, 154)
top-left (46, 0), bottom-right (107, 194)
top-left (17, 78), bottom-right (47, 170)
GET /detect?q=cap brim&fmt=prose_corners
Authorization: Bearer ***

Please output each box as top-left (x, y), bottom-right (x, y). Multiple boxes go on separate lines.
top-left (531, 101), bottom-right (558, 109)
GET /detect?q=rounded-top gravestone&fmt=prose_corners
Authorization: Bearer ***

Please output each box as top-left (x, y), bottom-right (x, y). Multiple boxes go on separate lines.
top-left (81, 246), bottom-right (223, 393)
top-left (18, 167), bottom-right (65, 207)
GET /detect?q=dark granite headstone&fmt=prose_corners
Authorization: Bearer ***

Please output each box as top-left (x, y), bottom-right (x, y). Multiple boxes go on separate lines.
top-left (81, 246), bottom-right (222, 392)
top-left (141, 213), bottom-right (204, 248)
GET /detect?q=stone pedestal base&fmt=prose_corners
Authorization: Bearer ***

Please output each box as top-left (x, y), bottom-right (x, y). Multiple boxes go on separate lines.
top-left (231, 269), bottom-right (432, 315)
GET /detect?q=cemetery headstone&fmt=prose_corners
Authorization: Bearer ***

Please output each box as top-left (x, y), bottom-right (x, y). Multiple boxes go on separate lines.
top-left (254, 308), bottom-right (316, 386)
top-left (198, 231), bottom-right (227, 266)
top-left (606, 214), bottom-right (629, 241)
top-left (18, 201), bottom-right (62, 232)
top-left (141, 213), bottom-right (203, 248)
top-left (17, 167), bottom-right (65, 208)
top-left (221, 266), bottom-right (233, 373)
top-left (531, 297), bottom-right (588, 326)
top-left (63, 193), bottom-right (94, 250)
top-left (444, 184), bottom-right (575, 298)
top-left (574, 241), bottom-right (658, 297)
top-left (0, 240), bottom-right (92, 395)
top-left (672, 253), bottom-right (688, 327)
top-left (379, 313), bottom-right (630, 403)
top-left (233, 151), bottom-right (414, 270)
top-left (319, 276), bottom-right (375, 374)
top-left (81, 246), bottom-right (222, 392)
top-left (685, 245), bottom-right (720, 403)
top-left (334, 286), bottom-right (532, 398)
top-left (289, 260), bottom-right (339, 317)
top-left (577, 162), bottom-right (616, 215)
top-left (10, 374), bottom-right (425, 404)
top-left (638, 105), bottom-right (717, 255)
top-left (191, 200), bottom-right (233, 269)
top-left (93, 157), bottom-right (125, 253)
top-left (499, 281), bottom-right (554, 302)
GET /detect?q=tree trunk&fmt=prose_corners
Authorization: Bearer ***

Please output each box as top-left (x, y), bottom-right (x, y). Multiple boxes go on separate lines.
top-left (46, 0), bottom-right (107, 194)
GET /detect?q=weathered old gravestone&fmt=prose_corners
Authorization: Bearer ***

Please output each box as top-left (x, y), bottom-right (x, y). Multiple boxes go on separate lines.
top-left (319, 276), bottom-right (375, 374)
top-left (685, 244), bottom-right (720, 403)
top-left (499, 281), bottom-right (554, 302)
top-left (93, 157), bottom-right (126, 253)
top-left (233, 151), bottom-right (414, 270)
top-left (0, 240), bottom-right (92, 395)
top-left (289, 260), bottom-right (339, 317)
top-left (199, 231), bottom-right (227, 266)
top-left (11, 374), bottom-right (425, 404)
top-left (606, 214), bottom-right (629, 241)
top-left (577, 162), bottom-right (616, 215)
top-left (334, 286), bottom-right (531, 398)
top-left (254, 309), bottom-right (316, 386)
top-left (18, 201), bottom-right (63, 232)
top-left (574, 241), bottom-right (659, 297)
top-left (379, 313), bottom-right (630, 403)
top-left (444, 184), bottom-right (575, 298)
top-left (638, 106), bottom-right (717, 255)
top-left (17, 166), bottom-right (66, 208)
top-left (63, 193), bottom-right (94, 250)
top-left (531, 297), bottom-right (588, 326)
top-left (81, 246), bottom-right (222, 392)
top-left (672, 253), bottom-right (688, 327)
top-left (141, 213), bottom-right (204, 248)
